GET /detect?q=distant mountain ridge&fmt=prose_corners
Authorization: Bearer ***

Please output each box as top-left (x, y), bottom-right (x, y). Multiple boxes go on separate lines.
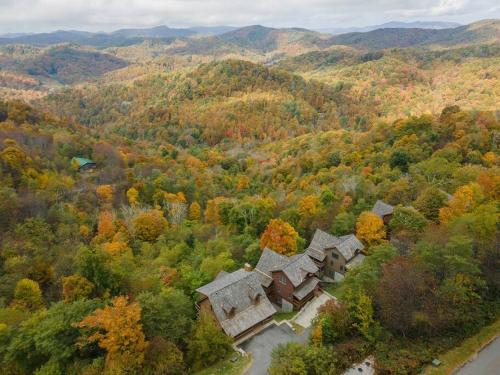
top-left (326, 19), bottom-right (500, 49)
top-left (0, 25), bottom-right (238, 46)
top-left (318, 21), bottom-right (462, 35)
top-left (0, 20), bottom-right (497, 53)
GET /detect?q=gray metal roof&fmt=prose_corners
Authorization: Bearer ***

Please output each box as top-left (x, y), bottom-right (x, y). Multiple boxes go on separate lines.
top-left (198, 269), bottom-right (276, 338)
top-left (256, 248), bottom-right (319, 287)
top-left (372, 200), bottom-right (394, 218)
top-left (336, 234), bottom-right (365, 261)
top-left (306, 229), bottom-right (364, 262)
top-left (293, 277), bottom-right (320, 300)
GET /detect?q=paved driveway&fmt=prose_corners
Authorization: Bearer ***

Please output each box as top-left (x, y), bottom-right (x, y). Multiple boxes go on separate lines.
top-left (239, 323), bottom-right (311, 375)
top-left (455, 336), bottom-right (500, 375)
top-left (293, 293), bottom-right (333, 328)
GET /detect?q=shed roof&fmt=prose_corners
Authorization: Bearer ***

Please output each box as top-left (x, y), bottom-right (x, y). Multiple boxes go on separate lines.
top-left (372, 200), bottom-right (394, 218)
top-left (293, 276), bottom-right (320, 300)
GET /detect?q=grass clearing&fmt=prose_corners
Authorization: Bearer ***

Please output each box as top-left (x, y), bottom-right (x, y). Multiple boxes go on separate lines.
top-left (274, 310), bottom-right (297, 322)
top-left (193, 353), bottom-right (251, 375)
top-left (423, 318), bottom-right (500, 375)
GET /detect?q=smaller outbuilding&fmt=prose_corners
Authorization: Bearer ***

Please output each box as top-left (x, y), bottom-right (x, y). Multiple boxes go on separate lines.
top-left (71, 157), bottom-right (97, 173)
top-left (371, 200), bottom-right (394, 224)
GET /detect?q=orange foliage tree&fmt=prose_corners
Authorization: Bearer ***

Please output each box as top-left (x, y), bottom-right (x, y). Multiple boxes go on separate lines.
top-left (77, 296), bottom-right (148, 373)
top-left (97, 211), bottom-right (116, 242)
top-left (260, 219), bottom-right (299, 256)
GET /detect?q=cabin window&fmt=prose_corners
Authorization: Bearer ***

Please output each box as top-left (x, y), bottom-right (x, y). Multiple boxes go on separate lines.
top-left (279, 275), bottom-right (287, 285)
top-left (331, 253), bottom-right (339, 259)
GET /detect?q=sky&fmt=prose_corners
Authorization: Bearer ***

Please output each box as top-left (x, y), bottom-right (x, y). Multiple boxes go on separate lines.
top-left (0, 0), bottom-right (499, 34)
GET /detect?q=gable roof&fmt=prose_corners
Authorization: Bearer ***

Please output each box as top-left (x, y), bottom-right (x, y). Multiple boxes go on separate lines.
top-left (336, 234), bottom-right (364, 261)
top-left (196, 269), bottom-right (276, 337)
top-left (306, 229), bottom-right (364, 262)
top-left (306, 229), bottom-right (338, 261)
top-left (256, 248), bottom-right (318, 288)
top-left (372, 200), bottom-right (394, 218)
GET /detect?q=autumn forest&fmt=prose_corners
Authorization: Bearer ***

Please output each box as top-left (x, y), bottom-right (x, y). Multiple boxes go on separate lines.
top-left (0, 16), bottom-right (499, 375)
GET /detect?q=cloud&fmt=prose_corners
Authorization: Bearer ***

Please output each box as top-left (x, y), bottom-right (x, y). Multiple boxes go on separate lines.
top-left (431, 0), bottom-right (469, 16)
top-left (0, 0), bottom-right (497, 33)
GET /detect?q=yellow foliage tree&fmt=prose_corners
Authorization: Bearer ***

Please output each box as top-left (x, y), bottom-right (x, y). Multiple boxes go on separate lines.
top-left (62, 275), bottom-right (94, 302)
top-left (260, 219), bottom-right (299, 256)
top-left (133, 210), bottom-right (168, 242)
top-left (356, 211), bottom-right (386, 246)
top-left (236, 175), bottom-right (250, 191)
top-left (482, 151), bottom-right (497, 166)
top-left (11, 278), bottom-right (44, 311)
top-left (204, 197), bottom-right (227, 225)
top-left (126, 187), bottom-right (139, 206)
top-left (96, 185), bottom-right (114, 206)
top-left (188, 202), bottom-right (201, 220)
top-left (77, 296), bottom-right (148, 373)
top-left (439, 183), bottom-right (484, 224)
top-left (1, 139), bottom-right (32, 172)
top-left (79, 224), bottom-right (91, 239)
top-left (299, 195), bottom-right (320, 218)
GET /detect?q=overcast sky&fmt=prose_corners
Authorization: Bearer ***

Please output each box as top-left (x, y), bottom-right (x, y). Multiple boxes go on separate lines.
top-left (0, 0), bottom-right (498, 34)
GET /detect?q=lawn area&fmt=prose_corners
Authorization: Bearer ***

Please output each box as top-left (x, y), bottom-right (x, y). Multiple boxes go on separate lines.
top-left (423, 318), bottom-right (500, 375)
top-left (193, 353), bottom-right (251, 375)
top-left (323, 282), bottom-right (345, 299)
top-left (274, 310), bottom-right (297, 322)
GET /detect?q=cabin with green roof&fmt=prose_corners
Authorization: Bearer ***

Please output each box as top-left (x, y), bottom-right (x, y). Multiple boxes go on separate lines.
top-left (71, 157), bottom-right (96, 173)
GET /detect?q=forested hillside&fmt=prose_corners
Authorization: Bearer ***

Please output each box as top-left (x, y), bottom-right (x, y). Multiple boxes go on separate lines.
top-left (0, 17), bottom-right (498, 375)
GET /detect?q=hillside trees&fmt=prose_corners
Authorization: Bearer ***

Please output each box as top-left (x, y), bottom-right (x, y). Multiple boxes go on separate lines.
top-left (76, 296), bottom-right (148, 373)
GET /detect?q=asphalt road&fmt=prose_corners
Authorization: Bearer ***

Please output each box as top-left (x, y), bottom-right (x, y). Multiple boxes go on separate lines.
top-left (455, 336), bottom-right (500, 375)
top-left (238, 323), bottom-right (311, 375)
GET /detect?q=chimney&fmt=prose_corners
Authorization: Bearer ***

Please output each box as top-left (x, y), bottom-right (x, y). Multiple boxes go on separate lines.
top-left (244, 263), bottom-right (252, 272)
